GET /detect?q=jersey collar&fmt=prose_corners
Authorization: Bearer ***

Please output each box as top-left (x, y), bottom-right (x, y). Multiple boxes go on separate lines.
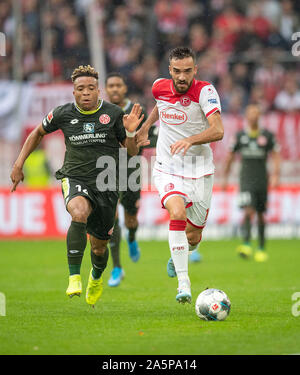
top-left (75, 99), bottom-right (103, 115)
top-left (121, 98), bottom-right (132, 112)
top-left (247, 126), bottom-right (260, 138)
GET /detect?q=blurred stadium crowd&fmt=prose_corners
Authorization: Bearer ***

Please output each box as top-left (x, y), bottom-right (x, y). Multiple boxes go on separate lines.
top-left (0, 0), bottom-right (300, 113)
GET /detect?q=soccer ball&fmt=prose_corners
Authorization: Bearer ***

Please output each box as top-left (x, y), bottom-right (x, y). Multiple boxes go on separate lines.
top-left (195, 288), bottom-right (231, 321)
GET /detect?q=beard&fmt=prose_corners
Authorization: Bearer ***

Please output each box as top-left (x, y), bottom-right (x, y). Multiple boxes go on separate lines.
top-left (172, 78), bottom-right (193, 94)
top-left (109, 94), bottom-right (122, 105)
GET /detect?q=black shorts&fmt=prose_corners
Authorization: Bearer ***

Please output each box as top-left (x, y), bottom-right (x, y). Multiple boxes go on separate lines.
top-left (61, 177), bottom-right (119, 240)
top-left (237, 187), bottom-right (268, 213)
top-left (119, 189), bottom-right (141, 216)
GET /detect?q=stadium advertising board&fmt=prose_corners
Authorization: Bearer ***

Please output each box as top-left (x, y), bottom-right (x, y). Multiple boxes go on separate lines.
top-left (1, 186), bottom-right (299, 239)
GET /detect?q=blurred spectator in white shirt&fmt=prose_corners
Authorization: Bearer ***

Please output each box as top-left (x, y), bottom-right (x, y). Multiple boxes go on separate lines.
top-left (253, 49), bottom-right (285, 107)
top-left (261, 0), bottom-right (281, 27)
top-left (278, 0), bottom-right (299, 42)
top-left (274, 74), bottom-right (300, 112)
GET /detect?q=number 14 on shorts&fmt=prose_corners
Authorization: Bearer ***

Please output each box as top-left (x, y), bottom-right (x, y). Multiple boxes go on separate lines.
top-left (237, 191), bottom-right (251, 207)
top-left (75, 184), bottom-right (88, 195)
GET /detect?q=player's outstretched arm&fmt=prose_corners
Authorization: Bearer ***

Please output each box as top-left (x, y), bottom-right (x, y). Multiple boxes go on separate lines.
top-left (270, 150), bottom-right (281, 188)
top-left (222, 151), bottom-right (235, 190)
top-left (170, 111), bottom-right (224, 156)
top-left (136, 105), bottom-right (159, 148)
top-left (122, 103), bottom-right (146, 156)
top-left (10, 124), bottom-right (47, 192)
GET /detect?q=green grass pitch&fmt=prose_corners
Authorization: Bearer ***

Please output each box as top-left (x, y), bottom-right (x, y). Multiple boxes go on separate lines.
top-left (0, 238), bottom-right (299, 355)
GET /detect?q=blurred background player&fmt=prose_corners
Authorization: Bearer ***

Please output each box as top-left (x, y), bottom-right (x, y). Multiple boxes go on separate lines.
top-left (222, 104), bottom-right (281, 262)
top-left (137, 47), bottom-right (224, 304)
top-left (105, 72), bottom-right (157, 287)
top-left (23, 143), bottom-right (52, 189)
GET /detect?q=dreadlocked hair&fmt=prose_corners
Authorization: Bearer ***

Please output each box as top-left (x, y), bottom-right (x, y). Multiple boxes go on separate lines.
top-left (71, 65), bottom-right (99, 82)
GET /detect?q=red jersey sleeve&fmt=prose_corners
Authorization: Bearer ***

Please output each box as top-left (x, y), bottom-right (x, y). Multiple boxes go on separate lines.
top-left (152, 78), bottom-right (169, 100)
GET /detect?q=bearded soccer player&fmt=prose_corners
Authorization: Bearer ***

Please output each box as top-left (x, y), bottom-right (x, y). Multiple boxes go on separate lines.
top-left (136, 47), bottom-right (224, 304)
top-left (105, 72), bottom-right (157, 287)
top-left (222, 104), bottom-right (280, 262)
top-left (10, 65), bottom-right (146, 307)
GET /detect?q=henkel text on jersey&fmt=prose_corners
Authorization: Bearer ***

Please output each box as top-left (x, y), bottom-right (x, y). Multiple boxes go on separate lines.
top-left (152, 78), bottom-right (222, 179)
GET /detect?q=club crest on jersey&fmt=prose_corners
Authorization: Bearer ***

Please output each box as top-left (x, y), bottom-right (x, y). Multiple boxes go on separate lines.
top-left (257, 135), bottom-right (267, 146)
top-left (99, 114), bottom-right (111, 124)
top-left (164, 183), bottom-right (174, 192)
top-left (160, 107), bottom-right (187, 125)
top-left (180, 96), bottom-right (191, 107)
top-left (83, 122), bottom-right (95, 133)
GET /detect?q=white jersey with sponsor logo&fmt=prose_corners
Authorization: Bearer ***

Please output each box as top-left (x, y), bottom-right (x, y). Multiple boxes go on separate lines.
top-left (152, 78), bottom-right (221, 178)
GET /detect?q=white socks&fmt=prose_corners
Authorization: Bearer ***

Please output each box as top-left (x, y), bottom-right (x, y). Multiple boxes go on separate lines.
top-left (188, 243), bottom-right (198, 255)
top-left (168, 220), bottom-right (189, 283)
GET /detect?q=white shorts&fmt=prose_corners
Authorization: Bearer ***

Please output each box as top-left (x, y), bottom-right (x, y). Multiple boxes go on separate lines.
top-left (153, 169), bottom-right (214, 229)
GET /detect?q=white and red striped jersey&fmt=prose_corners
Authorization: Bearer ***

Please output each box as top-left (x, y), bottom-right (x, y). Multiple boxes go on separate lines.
top-left (152, 78), bottom-right (221, 178)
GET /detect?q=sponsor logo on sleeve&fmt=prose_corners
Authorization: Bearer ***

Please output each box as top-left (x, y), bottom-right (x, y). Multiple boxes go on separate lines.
top-left (208, 98), bottom-right (217, 104)
top-left (47, 111), bottom-right (53, 123)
